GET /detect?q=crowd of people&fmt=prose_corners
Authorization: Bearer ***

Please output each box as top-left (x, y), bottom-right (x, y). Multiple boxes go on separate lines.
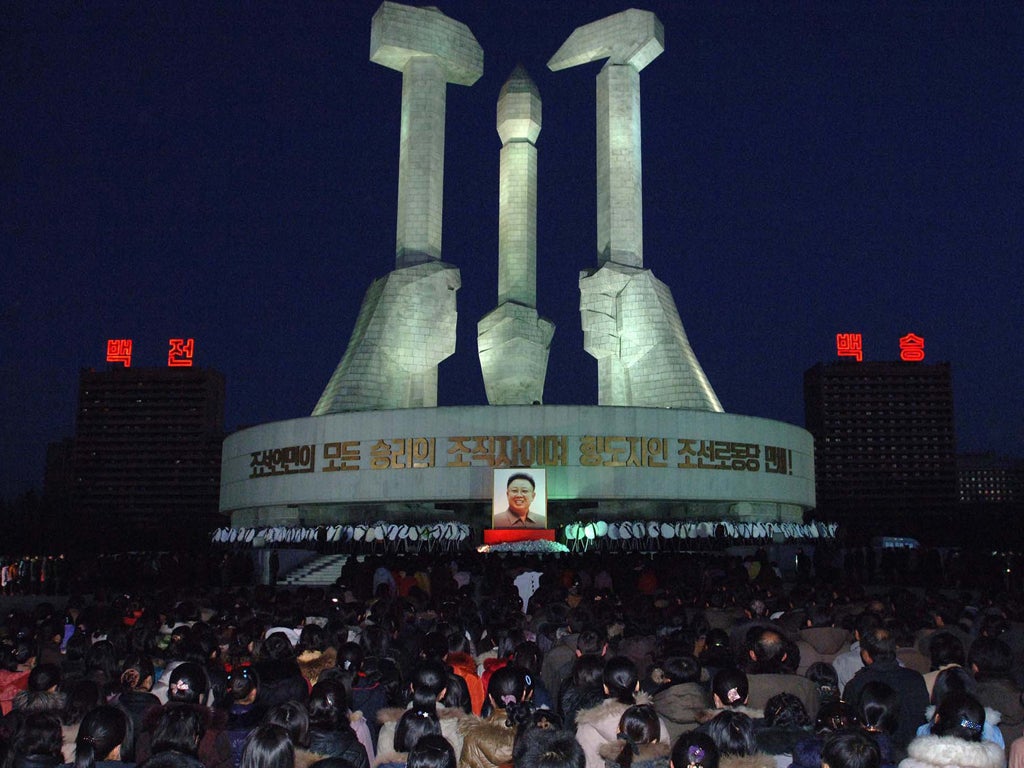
top-left (0, 549), bottom-right (1022, 768)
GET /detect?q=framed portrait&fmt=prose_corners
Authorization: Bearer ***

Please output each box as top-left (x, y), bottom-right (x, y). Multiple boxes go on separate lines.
top-left (492, 467), bottom-right (547, 529)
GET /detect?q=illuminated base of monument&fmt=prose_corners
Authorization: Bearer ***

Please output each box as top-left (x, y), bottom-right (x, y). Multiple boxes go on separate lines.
top-left (220, 405), bottom-right (814, 532)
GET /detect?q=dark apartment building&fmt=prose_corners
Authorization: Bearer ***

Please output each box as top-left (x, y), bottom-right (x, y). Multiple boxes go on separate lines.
top-left (70, 366), bottom-right (226, 549)
top-left (803, 361), bottom-right (957, 540)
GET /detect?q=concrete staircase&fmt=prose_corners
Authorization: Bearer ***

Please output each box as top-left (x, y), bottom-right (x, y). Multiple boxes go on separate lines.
top-left (280, 554), bottom-right (349, 587)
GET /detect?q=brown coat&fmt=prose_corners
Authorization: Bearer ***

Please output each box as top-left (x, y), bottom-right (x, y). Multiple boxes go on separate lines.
top-left (458, 710), bottom-right (516, 768)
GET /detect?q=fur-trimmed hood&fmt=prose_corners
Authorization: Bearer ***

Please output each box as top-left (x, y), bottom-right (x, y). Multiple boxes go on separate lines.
top-left (719, 753), bottom-right (776, 768)
top-left (373, 751), bottom-right (408, 768)
top-left (923, 704), bottom-right (1002, 728)
top-left (576, 692), bottom-right (656, 730)
top-left (297, 646), bottom-right (337, 686)
top-left (598, 740), bottom-right (671, 763)
top-left (899, 735), bottom-right (1004, 768)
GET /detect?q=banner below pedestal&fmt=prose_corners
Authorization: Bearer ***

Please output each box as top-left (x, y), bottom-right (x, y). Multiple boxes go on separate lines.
top-left (483, 529), bottom-right (555, 544)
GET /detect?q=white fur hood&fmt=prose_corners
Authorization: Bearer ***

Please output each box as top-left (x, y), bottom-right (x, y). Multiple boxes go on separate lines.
top-left (899, 735), bottom-right (1004, 768)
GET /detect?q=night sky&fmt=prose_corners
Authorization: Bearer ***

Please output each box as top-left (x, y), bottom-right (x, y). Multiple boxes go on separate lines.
top-left (2, 1), bottom-right (1021, 500)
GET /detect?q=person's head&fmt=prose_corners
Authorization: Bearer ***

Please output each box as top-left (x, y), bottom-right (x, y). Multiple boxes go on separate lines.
top-left (487, 665), bottom-right (527, 711)
top-left (571, 654), bottom-right (605, 689)
top-left (814, 701), bottom-right (859, 734)
top-left (408, 734), bottom-right (457, 768)
top-left (308, 679), bottom-right (350, 730)
top-left (240, 723), bottom-right (294, 768)
top-left (857, 681), bottom-right (899, 735)
top-left (514, 728), bottom-right (585, 768)
top-left (75, 705), bottom-right (133, 768)
top-left (860, 628), bottom-right (896, 665)
top-left (506, 473), bottom-right (536, 518)
top-left (409, 659), bottom-right (448, 714)
top-left (167, 661), bottom-right (210, 706)
top-left (613, 704), bottom-right (660, 768)
top-left (337, 641), bottom-right (364, 674)
top-left (931, 692), bottom-right (985, 741)
top-left (660, 656), bottom-right (701, 686)
top-left (670, 731), bottom-right (719, 768)
top-left (62, 679), bottom-right (102, 726)
top-left (968, 637), bottom-right (1013, 681)
top-left (706, 710), bottom-right (756, 756)
top-left (121, 654), bottom-right (156, 692)
top-left (263, 701), bottom-right (309, 749)
top-left (151, 703), bottom-right (205, 756)
top-left (9, 711), bottom-right (63, 761)
top-left (28, 662), bottom-right (62, 692)
top-left (931, 666), bottom-right (975, 706)
top-left (746, 628), bottom-right (788, 669)
top-left (820, 730), bottom-right (880, 768)
top-left (928, 632), bottom-right (965, 670)
top-left (602, 656), bottom-right (639, 705)
top-left (762, 693), bottom-right (810, 729)
top-left (805, 662), bottom-right (839, 704)
top-left (228, 665), bottom-right (260, 705)
top-left (395, 708), bottom-right (441, 752)
top-left (711, 668), bottom-right (748, 708)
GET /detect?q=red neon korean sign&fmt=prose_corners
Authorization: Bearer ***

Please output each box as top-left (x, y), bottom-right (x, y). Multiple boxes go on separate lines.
top-left (106, 339), bottom-right (133, 367)
top-left (834, 332), bottom-right (926, 362)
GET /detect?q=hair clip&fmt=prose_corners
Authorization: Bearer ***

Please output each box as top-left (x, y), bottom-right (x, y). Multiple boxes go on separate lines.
top-left (687, 745), bottom-right (705, 768)
top-left (960, 718), bottom-right (983, 732)
top-left (726, 687), bottom-right (741, 703)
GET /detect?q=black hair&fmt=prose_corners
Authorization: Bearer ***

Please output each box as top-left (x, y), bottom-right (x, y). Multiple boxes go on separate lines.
top-left (706, 711), bottom-right (757, 756)
top-left (260, 633), bottom-right (295, 662)
top-left (506, 473), bottom-right (535, 490)
top-left (229, 665), bottom-right (260, 703)
top-left (74, 705), bottom-right (133, 768)
top-left (931, 692), bottom-right (985, 741)
top-left (763, 693), bottom-right (809, 728)
top-left (857, 682), bottom-right (899, 735)
top-left (614, 704), bottom-right (660, 768)
top-left (711, 668), bottom-right (747, 708)
top-left (27, 663), bottom-right (62, 692)
top-left (860, 628), bottom-right (896, 664)
top-left (814, 701), bottom-right (860, 734)
top-left (395, 708), bottom-right (441, 752)
top-left (670, 730), bottom-right (719, 768)
top-left (931, 666), bottom-right (975, 707)
top-left (120, 654), bottom-right (156, 692)
top-left (968, 637), bottom-right (1013, 681)
top-left (440, 672), bottom-right (472, 714)
top-left (487, 665), bottom-right (527, 711)
top-left (7, 711), bottom-right (63, 764)
top-left (805, 662), bottom-right (839, 704)
top-left (166, 661), bottom-right (210, 706)
top-left (602, 656), bottom-right (639, 705)
top-left (821, 730), bottom-right (880, 768)
top-left (337, 641), bottom-right (364, 674)
top-left (61, 679), bottom-right (102, 726)
top-left (570, 655), bottom-right (605, 689)
top-left (928, 632), bottom-right (965, 670)
top-left (407, 733), bottom-right (457, 768)
top-left (263, 701), bottom-right (310, 749)
top-left (660, 657), bottom-right (701, 685)
top-left (308, 679), bottom-right (351, 731)
top-left (240, 723), bottom-right (294, 768)
top-left (514, 728), bottom-right (585, 768)
top-left (512, 709), bottom-right (566, 765)
top-left (151, 703), bottom-right (204, 756)
top-left (409, 659), bottom-right (447, 717)
top-left (297, 625), bottom-right (330, 654)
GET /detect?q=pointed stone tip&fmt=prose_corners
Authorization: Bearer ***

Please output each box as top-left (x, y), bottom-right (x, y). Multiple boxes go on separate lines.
top-left (501, 64), bottom-right (539, 97)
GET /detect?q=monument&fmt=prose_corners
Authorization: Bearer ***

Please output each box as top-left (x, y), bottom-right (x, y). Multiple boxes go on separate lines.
top-left (220, 4), bottom-right (815, 543)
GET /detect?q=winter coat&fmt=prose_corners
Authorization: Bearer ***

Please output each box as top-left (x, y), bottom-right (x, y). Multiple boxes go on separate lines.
top-left (226, 701), bottom-right (266, 766)
top-left (916, 704), bottom-right (1005, 749)
top-left (745, 672), bottom-right (820, 720)
top-left (652, 683), bottom-right (712, 741)
top-left (458, 709), bottom-right (517, 768)
top-left (696, 704), bottom-right (765, 726)
top-left (559, 683), bottom-right (605, 730)
top-left (975, 678), bottom-right (1024, 745)
top-left (308, 719), bottom-right (371, 768)
top-left (598, 739), bottom-right (670, 768)
top-left (794, 627), bottom-right (849, 675)
top-left (297, 647), bottom-right (337, 688)
top-left (843, 659), bottom-right (930, 751)
top-left (377, 704), bottom-right (468, 763)
top-left (575, 697), bottom-right (670, 768)
top-left (252, 658), bottom-right (309, 709)
top-left (0, 669), bottom-right (31, 715)
top-left (898, 734), bottom-right (1004, 768)
top-left (352, 672), bottom-right (389, 742)
top-left (446, 652), bottom-right (485, 715)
